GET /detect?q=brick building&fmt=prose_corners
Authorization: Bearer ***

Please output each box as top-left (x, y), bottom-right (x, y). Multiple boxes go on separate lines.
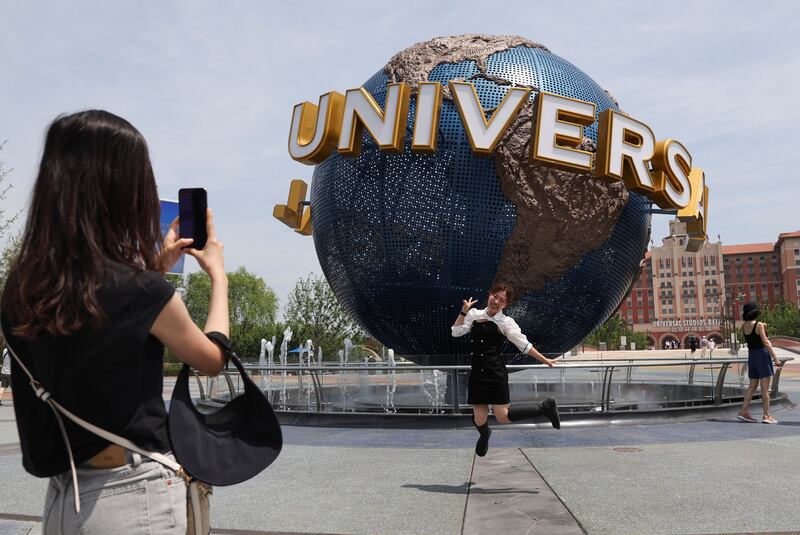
top-left (619, 221), bottom-right (800, 349)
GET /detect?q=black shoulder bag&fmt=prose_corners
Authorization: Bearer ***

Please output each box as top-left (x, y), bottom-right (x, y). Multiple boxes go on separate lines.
top-left (168, 332), bottom-right (283, 486)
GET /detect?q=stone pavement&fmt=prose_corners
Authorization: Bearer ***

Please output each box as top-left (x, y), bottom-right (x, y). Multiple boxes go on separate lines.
top-left (0, 356), bottom-right (798, 534)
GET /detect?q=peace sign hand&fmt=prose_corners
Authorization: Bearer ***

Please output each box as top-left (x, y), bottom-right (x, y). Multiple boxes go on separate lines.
top-left (462, 297), bottom-right (478, 314)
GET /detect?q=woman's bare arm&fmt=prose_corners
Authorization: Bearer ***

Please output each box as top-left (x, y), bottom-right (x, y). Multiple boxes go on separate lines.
top-left (757, 322), bottom-right (781, 367)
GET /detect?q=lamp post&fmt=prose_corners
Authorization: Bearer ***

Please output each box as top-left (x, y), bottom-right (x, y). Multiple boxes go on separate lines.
top-left (723, 287), bottom-right (745, 353)
top-left (714, 294), bottom-right (725, 346)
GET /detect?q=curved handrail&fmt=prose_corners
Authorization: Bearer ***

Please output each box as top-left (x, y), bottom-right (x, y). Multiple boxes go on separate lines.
top-left (233, 356), bottom-right (793, 415)
top-left (240, 356), bottom-right (792, 373)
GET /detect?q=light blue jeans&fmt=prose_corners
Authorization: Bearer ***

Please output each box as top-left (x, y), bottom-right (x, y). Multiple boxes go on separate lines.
top-left (43, 452), bottom-right (187, 534)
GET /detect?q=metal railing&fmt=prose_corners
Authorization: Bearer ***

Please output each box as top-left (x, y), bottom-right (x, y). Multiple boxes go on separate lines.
top-left (190, 356), bottom-right (793, 415)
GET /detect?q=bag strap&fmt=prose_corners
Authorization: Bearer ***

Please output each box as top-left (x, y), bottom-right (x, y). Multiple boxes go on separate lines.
top-left (1, 327), bottom-right (204, 534)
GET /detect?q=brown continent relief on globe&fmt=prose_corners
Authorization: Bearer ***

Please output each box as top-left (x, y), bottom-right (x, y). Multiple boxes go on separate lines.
top-left (494, 105), bottom-right (628, 295)
top-left (385, 34), bottom-right (629, 297)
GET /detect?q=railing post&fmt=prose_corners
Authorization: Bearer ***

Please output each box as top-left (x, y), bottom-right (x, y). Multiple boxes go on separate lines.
top-left (223, 371), bottom-right (236, 399)
top-left (192, 369), bottom-right (206, 400)
top-left (688, 363), bottom-right (696, 385)
top-left (310, 370), bottom-right (323, 412)
top-left (452, 370), bottom-right (461, 414)
top-left (714, 363), bottom-right (730, 405)
top-left (770, 360), bottom-right (785, 397)
top-left (603, 367), bottom-right (616, 412)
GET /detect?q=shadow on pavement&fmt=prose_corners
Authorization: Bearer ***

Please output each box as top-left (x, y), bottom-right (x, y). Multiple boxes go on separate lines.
top-left (402, 482), bottom-right (539, 495)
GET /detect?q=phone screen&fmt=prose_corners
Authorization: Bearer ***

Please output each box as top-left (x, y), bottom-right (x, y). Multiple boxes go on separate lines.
top-left (179, 188), bottom-right (208, 250)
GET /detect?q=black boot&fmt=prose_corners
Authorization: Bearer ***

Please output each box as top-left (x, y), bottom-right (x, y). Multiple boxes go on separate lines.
top-left (473, 420), bottom-right (491, 457)
top-left (507, 398), bottom-right (561, 429)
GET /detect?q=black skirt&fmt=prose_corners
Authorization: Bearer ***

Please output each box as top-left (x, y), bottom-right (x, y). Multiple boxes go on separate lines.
top-left (468, 351), bottom-right (510, 404)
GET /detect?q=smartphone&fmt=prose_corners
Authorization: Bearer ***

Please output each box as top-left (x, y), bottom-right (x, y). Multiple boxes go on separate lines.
top-left (179, 188), bottom-right (208, 250)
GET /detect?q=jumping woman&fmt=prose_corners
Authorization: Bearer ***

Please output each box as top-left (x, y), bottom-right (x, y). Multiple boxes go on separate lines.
top-left (452, 283), bottom-right (560, 457)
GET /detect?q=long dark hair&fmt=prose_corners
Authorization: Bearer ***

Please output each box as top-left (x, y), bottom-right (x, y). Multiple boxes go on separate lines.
top-left (2, 110), bottom-right (162, 338)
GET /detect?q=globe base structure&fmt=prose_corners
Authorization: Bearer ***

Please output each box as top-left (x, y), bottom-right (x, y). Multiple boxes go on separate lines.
top-left (310, 35), bottom-right (651, 364)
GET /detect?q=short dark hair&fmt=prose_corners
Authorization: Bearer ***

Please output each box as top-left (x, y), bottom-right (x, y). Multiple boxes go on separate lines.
top-left (742, 303), bottom-right (760, 321)
top-left (489, 282), bottom-right (514, 305)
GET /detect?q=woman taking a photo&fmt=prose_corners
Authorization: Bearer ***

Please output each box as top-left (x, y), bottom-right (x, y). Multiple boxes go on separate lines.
top-left (452, 283), bottom-right (560, 457)
top-left (737, 303), bottom-right (782, 424)
top-left (2, 110), bottom-right (229, 534)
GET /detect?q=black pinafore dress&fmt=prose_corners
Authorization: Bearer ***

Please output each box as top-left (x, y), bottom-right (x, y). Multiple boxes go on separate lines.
top-left (467, 320), bottom-right (510, 405)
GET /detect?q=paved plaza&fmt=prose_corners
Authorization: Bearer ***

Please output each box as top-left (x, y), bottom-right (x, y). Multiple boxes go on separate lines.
top-left (1, 351), bottom-right (799, 535)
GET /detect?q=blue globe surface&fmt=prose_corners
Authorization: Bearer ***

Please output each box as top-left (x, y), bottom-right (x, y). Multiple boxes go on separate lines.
top-left (310, 37), bottom-right (650, 364)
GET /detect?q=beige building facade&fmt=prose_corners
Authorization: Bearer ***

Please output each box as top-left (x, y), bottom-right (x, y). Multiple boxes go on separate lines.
top-left (620, 221), bottom-right (798, 349)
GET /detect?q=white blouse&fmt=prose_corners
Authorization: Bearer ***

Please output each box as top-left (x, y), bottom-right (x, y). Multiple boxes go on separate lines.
top-left (451, 308), bottom-right (533, 354)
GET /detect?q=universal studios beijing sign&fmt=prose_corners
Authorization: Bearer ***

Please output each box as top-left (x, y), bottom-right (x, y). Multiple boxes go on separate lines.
top-left (276, 81), bottom-right (710, 251)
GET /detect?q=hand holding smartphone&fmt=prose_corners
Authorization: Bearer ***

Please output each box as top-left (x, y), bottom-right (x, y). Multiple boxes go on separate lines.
top-left (179, 188), bottom-right (208, 250)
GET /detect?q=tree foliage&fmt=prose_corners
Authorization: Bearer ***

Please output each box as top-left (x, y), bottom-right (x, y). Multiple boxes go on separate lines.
top-left (584, 313), bottom-right (649, 350)
top-left (760, 301), bottom-right (800, 338)
top-left (284, 273), bottom-right (364, 359)
top-left (174, 267), bottom-right (278, 358)
top-left (0, 142), bottom-right (20, 241)
top-left (0, 231), bottom-right (21, 298)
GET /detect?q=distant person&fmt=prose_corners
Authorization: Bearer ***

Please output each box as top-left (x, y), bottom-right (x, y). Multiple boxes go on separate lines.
top-left (737, 303), bottom-right (782, 424)
top-left (1, 110), bottom-right (230, 533)
top-left (0, 348), bottom-right (10, 405)
top-left (708, 338), bottom-right (715, 358)
top-left (452, 283), bottom-right (560, 458)
top-left (689, 337), bottom-right (697, 355)
top-left (699, 335), bottom-right (708, 358)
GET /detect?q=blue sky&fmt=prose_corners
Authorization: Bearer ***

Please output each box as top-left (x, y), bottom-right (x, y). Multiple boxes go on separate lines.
top-left (1, 1), bottom-right (798, 313)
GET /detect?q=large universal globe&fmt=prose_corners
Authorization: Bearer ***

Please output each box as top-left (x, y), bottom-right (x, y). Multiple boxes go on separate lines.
top-left (310, 35), bottom-right (650, 364)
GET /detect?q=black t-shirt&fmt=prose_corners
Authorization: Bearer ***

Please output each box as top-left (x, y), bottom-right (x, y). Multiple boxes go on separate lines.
top-left (2, 262), bottom-right (175, 477)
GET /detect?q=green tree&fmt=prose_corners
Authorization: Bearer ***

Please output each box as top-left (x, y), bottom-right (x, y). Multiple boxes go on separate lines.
top-left (0, 143), bottom-right (22, 347)
top-left (584, 313), bottom-right (649, 350)
top-left (284, 273), bottom-right (364, 359)
top-left (0, 141), bottom-right (20, 241)
top-left (760, 301), bottom-right (800, 338)
top-left (0, 231), bottom-right (21, 297)
top-left (181, 267), bottom-right (278, 358)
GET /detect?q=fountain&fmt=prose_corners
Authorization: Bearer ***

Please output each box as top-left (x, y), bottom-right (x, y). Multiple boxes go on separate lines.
top-left (278, 327), bottom-right (291, 410)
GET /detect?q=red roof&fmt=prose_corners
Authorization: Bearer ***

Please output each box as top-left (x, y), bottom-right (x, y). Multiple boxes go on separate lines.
top-left (776, 231), bottom-right (800, 248)
top-left (721, 243), bottom-right (775, 255)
